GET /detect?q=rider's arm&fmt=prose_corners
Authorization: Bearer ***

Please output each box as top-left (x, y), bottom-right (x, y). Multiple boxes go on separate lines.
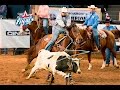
top-left (92, 15), bottom-right (99, 29)
top-left (83, 15), bottom-right (89, 25)
top-left (55, 15), bottom-right (65, 27)
top-left (66, 15), bottom-right (71, 27)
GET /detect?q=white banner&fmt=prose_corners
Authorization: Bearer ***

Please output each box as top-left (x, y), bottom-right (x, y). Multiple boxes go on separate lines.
top-left (0, 19), bottom-right (30, 48)
top-left (49, 7), bottom-right (102, 26)
top-left (49, 8), bottom-right (90, 25)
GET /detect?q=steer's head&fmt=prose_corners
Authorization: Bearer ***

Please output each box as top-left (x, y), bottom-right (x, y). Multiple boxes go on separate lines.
top-left (72, 58), bottom-right (81, 74)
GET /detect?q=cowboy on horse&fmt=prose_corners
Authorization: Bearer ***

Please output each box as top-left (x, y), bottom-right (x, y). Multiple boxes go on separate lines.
top-left (82, 5), bottom-right (100, 52)
top-left (45, 7), bottom-right (71, 51)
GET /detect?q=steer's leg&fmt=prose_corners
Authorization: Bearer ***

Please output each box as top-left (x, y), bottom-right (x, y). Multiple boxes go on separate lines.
top-left (69, 72), bottom-right (74, 85)
top-left (26, 65), bottom-right (40, 80)
top-left (47, 72), bottom-right (54, 83)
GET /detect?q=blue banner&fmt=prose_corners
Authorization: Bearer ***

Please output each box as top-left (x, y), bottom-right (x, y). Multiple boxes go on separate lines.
top-left (15, 12), bottom-right (34, 26)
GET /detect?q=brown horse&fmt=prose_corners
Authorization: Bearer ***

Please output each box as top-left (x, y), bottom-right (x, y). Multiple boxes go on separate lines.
top-left (75, 28), bottom-right (119, 70)
top-left (23, 22), bottom-right (83, 71)
top-left (22, 21), bottom-right (52, 46)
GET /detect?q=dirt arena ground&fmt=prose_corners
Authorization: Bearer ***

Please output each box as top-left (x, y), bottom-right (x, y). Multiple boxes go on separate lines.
top-left (0, 51), bottom-right (120, 85)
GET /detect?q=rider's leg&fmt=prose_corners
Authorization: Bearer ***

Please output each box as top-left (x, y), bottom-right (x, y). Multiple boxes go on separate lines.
top-left (92, 28), bottom-right (100, 50)
top-left (43, 18), bottom-right (49, 35)
top-left (45, 27), bottom-right (60, 51)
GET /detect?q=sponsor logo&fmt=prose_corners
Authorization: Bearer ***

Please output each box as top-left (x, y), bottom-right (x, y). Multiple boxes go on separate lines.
top-left (6, 31), bottom-right (30, 36)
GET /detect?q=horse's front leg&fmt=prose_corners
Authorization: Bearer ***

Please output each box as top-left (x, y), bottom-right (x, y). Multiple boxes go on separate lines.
top-left (87, 52), bottom-right (92, 70)
top-left (100, 48), bottom-right (106, 69)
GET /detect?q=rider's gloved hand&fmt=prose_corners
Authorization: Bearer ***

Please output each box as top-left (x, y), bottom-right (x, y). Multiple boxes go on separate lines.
top-left (65, 30), bottom-right (69, 35)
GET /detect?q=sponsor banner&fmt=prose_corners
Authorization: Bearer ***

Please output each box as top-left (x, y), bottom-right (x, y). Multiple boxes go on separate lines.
top-left (15, 11), bottom-right (34, 26)
top-left (49, 8), bottom-right (102, 26)
top-left (0, 19), bottom-right (30, 48)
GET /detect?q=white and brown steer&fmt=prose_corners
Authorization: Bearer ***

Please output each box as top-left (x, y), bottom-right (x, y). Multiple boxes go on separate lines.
top-left (26, 49), bottom-right (81, 85)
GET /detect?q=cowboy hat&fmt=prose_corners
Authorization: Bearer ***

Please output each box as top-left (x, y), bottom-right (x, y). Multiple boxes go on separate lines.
top-left (61, 7), bottom-right (68, 12)
top-left (88, 5), bottom-right (97, 9)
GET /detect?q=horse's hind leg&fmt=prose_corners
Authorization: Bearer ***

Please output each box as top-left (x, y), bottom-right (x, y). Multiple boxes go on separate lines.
top-left (110, 49), bottom-right (119, 68)
top-left (113, 58), bottom-right (119, 68)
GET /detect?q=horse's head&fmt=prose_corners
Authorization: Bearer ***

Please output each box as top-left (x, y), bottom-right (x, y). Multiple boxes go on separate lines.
top-left (67, 22), bottom-right (83, 44)
top-left (74, 28), bottom-right (91, 50)
top-left (20, 21), bottom-right (38, 33)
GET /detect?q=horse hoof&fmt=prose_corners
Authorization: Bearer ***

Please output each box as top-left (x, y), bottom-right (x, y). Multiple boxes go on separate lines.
top-left (114, 65), bottom-right (119, 68)
top-left (21, 69), bottom-right (26, 73)
top-left (100, 67), bottom-right (105, 69)
top-left (88, 68), bottom-right (91, 70)
top-left (77, 71), bottom-right (81, 74)
top-left (105, 64), bottom-right (109, 67)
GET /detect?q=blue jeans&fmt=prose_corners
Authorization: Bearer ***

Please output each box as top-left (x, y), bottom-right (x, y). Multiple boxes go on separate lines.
top-left (105, 43), bottom-right (116, 64)
top-left (92, 28), bottom-right (99, 48)
top-left (42, 18), bottom-right (49, 35)
top-left (45, 26), bottom-right (66, 51)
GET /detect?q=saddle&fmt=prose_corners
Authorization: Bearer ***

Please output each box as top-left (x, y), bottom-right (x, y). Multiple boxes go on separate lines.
top-left (98, 30), bottom-right (107, 39)
top-left (44, 34), bottom-right (68, 51)
top-left (86, 29), bottom-right (107, 39)
top-left (86, 29), bottom-right (107, 52)
top-left (55, 34), bottom-right (68, 51)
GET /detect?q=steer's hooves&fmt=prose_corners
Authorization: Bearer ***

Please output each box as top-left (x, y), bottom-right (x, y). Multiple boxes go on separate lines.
top-left (70, 80), bottom-right (74, 85)
top-left (21, 69), bottom-right (26, 73)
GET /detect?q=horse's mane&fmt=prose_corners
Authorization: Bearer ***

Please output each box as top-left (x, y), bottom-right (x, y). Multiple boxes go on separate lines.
top-left (78, 29), bottom-right (88, 39)
top-left (67, 22), bottom-right (77, 30)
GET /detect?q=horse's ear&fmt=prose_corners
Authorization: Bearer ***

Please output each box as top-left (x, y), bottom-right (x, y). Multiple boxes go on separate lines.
top-left (32, 21), bottom-right (37, 25)
top-left (71, 22), bottom-right (76, 27)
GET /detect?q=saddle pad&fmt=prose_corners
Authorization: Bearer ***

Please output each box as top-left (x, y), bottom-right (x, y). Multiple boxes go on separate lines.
top-left (98, 30), bottom-right (107, 38)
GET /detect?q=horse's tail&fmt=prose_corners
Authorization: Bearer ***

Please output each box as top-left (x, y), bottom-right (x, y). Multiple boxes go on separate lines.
top-left (111, 29), bottom-right (120, 39)
top-left (102, 30), bottom-right (115, 48)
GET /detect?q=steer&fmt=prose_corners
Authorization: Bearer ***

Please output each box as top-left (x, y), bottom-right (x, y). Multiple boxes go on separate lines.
top-left (26, 49), bottom-right (81, 85)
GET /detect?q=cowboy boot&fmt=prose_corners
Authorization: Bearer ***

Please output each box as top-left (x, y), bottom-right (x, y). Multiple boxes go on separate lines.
top-left (92, 42), bottom-right (99, 52)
